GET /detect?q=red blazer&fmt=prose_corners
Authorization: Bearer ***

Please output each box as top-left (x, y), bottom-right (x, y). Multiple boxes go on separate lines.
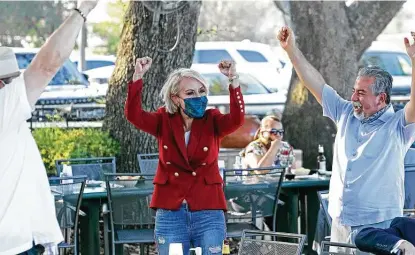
top-left (125, 79), bottom-right (245, 211)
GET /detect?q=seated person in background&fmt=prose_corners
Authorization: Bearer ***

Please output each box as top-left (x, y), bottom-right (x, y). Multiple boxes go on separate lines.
top-left (240, 115), bottom-right (295, 170)
top-left (355, 217), bottom-right (415, 255)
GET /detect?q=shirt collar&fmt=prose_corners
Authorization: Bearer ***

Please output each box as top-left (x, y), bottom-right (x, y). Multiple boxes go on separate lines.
top-left (360, 104), bottom-right (394, 124)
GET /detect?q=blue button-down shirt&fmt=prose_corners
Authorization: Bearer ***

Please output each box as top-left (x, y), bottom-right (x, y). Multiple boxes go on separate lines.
top-left (322, 84), bottom-right (415, 226)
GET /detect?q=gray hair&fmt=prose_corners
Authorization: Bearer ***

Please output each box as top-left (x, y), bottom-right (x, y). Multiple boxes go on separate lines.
top-left (159, 68), bottom-right (209, 114)
top-left (357, 66), bottom-right (393, 104)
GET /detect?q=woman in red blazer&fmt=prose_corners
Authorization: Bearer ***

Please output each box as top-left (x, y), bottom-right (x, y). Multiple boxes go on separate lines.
top-left (125, 57), bottom-right (245, 255)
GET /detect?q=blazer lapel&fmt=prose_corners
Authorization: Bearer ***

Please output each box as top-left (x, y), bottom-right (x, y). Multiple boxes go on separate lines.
top-left (168, 113), bottom-right (189, 164)
top-left (187, 118), bottom-right (204, 160)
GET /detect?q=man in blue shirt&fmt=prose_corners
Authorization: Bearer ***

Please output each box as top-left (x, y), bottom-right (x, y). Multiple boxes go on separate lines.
top-left (276, 26), bottom-right (415, 250)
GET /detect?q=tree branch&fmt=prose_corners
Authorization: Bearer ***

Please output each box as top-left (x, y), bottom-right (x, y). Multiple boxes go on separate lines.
top-left (346, 0), bottom-right (406, 58)
top-left (274, 1), bottom-right (288, 15)
top-left (274, 1), bottom-right (292, 26)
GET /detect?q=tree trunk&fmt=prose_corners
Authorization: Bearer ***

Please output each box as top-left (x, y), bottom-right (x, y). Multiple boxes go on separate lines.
top-left (103, 1), bottom-right (202, 172)
top-left (281, 1), bottom-right (405, 170)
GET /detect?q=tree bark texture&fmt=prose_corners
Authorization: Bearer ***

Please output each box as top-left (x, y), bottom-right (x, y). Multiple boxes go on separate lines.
top-left (281, 1), bottom-right (405, 170)
top-left (103, 1), bottom-right (202, 172)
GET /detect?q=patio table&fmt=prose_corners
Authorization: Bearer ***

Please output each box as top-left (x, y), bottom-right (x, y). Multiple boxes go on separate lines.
top-left (78, 175), bottom-right (330, 255)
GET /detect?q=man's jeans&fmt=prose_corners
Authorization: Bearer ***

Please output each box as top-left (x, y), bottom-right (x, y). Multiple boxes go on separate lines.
top-left (155, 203), bottom-right (226, 255)
top-left (330, 217), bottom-right (394, 254)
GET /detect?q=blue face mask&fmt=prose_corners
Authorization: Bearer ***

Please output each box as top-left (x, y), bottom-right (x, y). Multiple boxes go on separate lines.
top-left (181, 96), bottom-right (208, 119)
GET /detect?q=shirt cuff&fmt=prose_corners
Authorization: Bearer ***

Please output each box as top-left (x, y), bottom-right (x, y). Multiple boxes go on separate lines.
top-left (391, 240), bottom-right (405, 254)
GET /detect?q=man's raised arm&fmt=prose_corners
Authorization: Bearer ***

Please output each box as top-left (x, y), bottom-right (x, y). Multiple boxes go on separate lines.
top-left (403, 34), bottom-right (415, 124)
top-left (24, 0), bottom-right (98, 108)
top-left (277, 26), bottom-right (326, 104)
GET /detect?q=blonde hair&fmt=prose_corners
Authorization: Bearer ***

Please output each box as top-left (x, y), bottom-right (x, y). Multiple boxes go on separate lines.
top-left (160, 68), bottom-right (209, 114)
top-left (253, 115), bottom-right (283, 140)
top-left (261, 115), bottom-right (281, 127)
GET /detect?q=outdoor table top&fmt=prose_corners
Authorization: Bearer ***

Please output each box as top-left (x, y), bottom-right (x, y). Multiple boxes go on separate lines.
top-left (81, 175), bottom-right (331, 200)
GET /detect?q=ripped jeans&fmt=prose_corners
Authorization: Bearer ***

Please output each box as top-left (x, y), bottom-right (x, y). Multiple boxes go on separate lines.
top-left (155, 203), bottom-right (226, 255)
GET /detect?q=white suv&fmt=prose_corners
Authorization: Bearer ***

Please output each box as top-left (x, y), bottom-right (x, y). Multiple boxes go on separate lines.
top-left (192, 41), bottom-right (292, 93)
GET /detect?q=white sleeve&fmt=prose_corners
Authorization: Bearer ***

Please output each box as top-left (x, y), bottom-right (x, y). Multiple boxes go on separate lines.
top-left (0, 75), bottom-right (33, 132)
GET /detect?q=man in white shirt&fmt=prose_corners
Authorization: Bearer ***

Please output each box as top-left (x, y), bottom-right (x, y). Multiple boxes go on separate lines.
top-left (0, 1), bottom-right (98, 254)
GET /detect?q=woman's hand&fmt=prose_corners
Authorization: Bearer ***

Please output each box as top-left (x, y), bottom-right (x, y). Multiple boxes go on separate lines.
top-left (218, 60), bottom-right (239, 89)
top-left (133, 56), bottom-right (152, 82)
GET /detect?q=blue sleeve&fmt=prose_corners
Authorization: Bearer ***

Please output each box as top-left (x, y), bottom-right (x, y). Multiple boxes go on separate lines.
top-left (396, 106), bottom-right (415, 150)
top-left (322, 84), bottom-right (350, 124)
top-left (355, 225), bottom-right (401, 255)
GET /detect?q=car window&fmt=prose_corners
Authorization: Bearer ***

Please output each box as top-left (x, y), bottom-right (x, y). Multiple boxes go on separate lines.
top-left (202, 73), bottom-right (270, 96)
top-left (15, 53), bottom-right (89, 86)
top-left (359, 52), bottom-right (412, 76)
top-left (86, 61), bottom-right (114, 70)
top-left (73, 60), bottom-right (115, 71)
top-left (194, 50), bottom-right (233, 64)
top-left (237, 50), bottom-right (268, 63)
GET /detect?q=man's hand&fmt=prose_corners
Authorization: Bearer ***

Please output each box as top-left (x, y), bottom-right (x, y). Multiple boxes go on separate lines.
top-left (133, 57), bottom-right (152, 82)
top-left (277, 26), bottom-right (296, 52)
top-left (404, 32), bottom-right (415, 60)
top-left (77, 0), bottom-right (99, 16)
top-left (398, 240), bottom-right (415, 255)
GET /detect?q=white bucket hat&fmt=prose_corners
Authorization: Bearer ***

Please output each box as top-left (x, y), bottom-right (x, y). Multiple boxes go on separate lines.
top-left (0, 47), bottom-right (21, 80)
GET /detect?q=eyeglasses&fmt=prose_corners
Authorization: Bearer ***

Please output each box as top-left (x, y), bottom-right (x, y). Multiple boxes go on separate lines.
top-left (269, 128), bottom-right (284, 135)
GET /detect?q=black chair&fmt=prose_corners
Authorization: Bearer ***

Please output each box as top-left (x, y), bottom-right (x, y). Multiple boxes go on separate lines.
top-left (104, 173), bottom-right (155, 255)
top-left (55, 157), bottom-right (116, 181)
top-left (223, 167), bottom-right (285, 238)
top-left (239, 230), bottom-right (306, 255)
top-left (320, 241), bottom-right (358, 255)
top-left (137, 153), bottom-right (159, 175)
top-left (49, 175), bottom-right (87, 255)
top-left (219, 148), bottom-right (242, 169)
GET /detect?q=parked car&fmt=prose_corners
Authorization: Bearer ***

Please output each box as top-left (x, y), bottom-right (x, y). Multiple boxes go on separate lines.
top-left (84, 65), bottom-right (115, 85)
top-left (359, 41), bottom-right (412, 112)
top-left (192, 41), bottom-right (292, 93)
top-left (192, 64), bottom-right (286, 118)
top-left (71, 54), bottom-right (116, 71)
top-left (13, 47), bottom-right (90, 92)
top-left (12, 48), bottom-right (105, 121)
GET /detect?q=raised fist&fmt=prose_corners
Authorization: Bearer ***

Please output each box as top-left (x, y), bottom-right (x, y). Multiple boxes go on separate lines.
top-left (133, 57), bottom-right (152, 81)
top-left (277, 26), bottom-right (295, 51)
top-left (218, 60), bottom-right (236, 78)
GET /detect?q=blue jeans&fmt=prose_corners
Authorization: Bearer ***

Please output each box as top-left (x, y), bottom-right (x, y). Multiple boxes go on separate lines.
top-left (155, 203), bottom-right (226, 255)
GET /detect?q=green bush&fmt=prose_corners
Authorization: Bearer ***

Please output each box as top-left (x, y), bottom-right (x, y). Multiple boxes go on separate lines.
top-left (32, 128), bottom-right (120, 175)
